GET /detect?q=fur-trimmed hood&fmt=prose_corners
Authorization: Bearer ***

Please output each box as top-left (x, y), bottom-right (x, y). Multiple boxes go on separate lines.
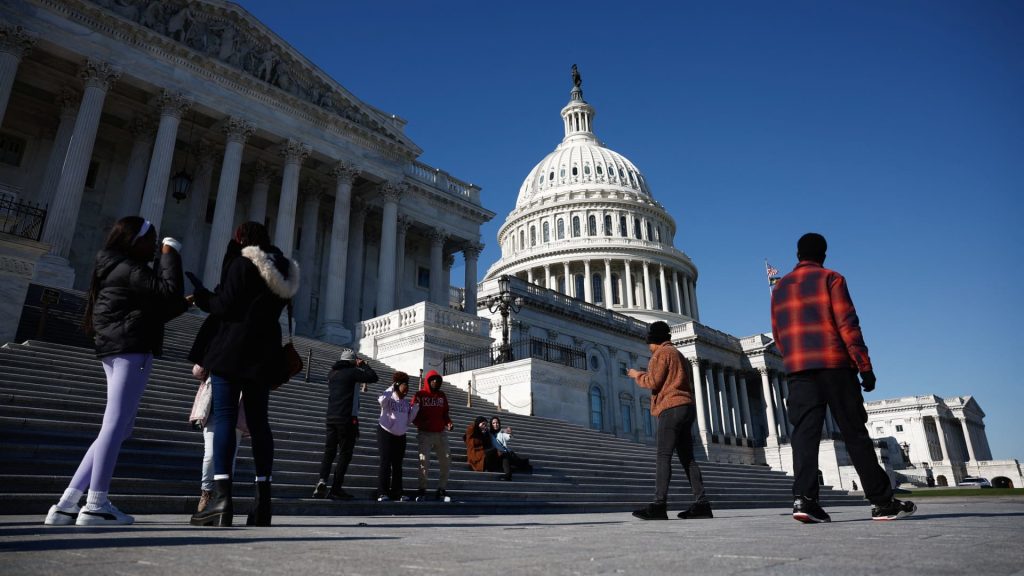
top-left (241, 245), bottom-right (300, 299)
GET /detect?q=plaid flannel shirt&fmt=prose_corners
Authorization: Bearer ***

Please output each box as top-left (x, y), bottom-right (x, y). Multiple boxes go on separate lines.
top-left (770, 261), bottom-right (872, 374)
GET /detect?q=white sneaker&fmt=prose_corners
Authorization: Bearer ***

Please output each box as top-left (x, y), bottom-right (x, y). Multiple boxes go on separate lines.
top-left (76, 501), bottom-right (135, 526)
top-left (377, 495), bottom-right (391, 502)
top-left (44, 503), bottom-right (80, 526)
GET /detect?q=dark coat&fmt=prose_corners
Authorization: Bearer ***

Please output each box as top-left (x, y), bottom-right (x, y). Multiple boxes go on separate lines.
top-left (326, 360), bottom-right (379, 423)
top-left (90, 249), bottom-right (185, 358)
top-left (464, 421), bottom-right (501, 472)
top-left (186, 240), bottom-right (240, 367)
top-left (194, 245), bottom-right (299, 385)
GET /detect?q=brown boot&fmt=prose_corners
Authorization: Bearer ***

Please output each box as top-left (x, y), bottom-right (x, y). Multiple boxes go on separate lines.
top-left (197, 490), bottom-right (212, 513)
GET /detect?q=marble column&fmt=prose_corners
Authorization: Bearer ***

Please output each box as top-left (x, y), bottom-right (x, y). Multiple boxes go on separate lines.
top-left (682, 277), bottom-right (693, 317)
top-left (36, 60), bottom-right (120, 288)
top-left (603, 259), bottom-right (613, 309)
top-left (659, 265), bottom-right (670, 312)
top-left (934, 416), bottom-right (950, 463)
top-left (672, 271), bottom-right (682, 315)
top-left (960, 418), bottom-right (977, 462)
top-left (583, 260), bottom-right (593, 303)
top-left (139, 91), bottom-right (192, 231)
top-left (691, 280), bottom-right (701, 321)
top-left (201, 117), bottom-right (253, 286)
top-left (343, 201), bottom-right (369, 326)
top-left (642, 261), bottom-right (653, 309)
top-left (772, 373), bottom-right (789, 437)
top-left (716, 366), bottom-right (733, 436)
top-left (527, 268), bottom-right (535, 285)
top-left (760, 369), bottom-right (779, 443)
top-left (375, 181), bottom-right (405, 314)
top-left (394, 215), bottom-right (411, 308)
top-left (36, 88), bottom-right (79, 208)
top-left (273, 139), bottom-right (310, 257)
top-left (738, 374), bottom-right (752, 439)
top-left (562, 262), bottom-right (571, 297)
top-left (624, 262), bottom-right (634, 308)
top-left (428, 227), bottom-right (447, 306)
top-left (115, 116), bottom-right (156, 218)
top-left (463, 242), bottom-right (482, 312)
top-left (689, 358), bottom-right (708, 438)
top-left (180, 140), bottom-right (215, 277)
top-left (726, 369), bottom-right (741, 437)
top-left (319, 162), bottom-right (358, 343)
top-left (295, 186), bottom-right (323, 329)
top-left (247, 159), bottom-right (274, 224)
top-left (443, 254), bottom-right (454, 307)
top-left (544, 264), bottom-right (552, 290)
top-left (0, 24), bottom-right (35, 124)
top-left (704, 365), bottom-right (721, 435)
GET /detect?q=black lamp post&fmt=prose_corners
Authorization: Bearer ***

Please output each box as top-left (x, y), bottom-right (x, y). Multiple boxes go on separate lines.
top-left (488, 275), bottom-right (522, 363)
top-left (170, 110), bottom-right (196, 203)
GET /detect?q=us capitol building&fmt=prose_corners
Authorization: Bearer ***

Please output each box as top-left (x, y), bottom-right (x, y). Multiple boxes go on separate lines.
top-left (1, 0), bottom-right (1019, 490)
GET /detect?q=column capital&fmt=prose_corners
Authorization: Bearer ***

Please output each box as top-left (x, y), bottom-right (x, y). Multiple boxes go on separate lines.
top-left (0, 24), bottom-right (36, 60)
top-left (444, 254), bottom-right (455, 269)
top-left (687, 356), bottom-right (701, 367)
top-left (55, 87), bottom-right (81, 117)
top-left (79, 59), bottom-right (121, 91)
top-left (279, 138), bottom-right (311, 164)
top-left (329, 161), bottom-right (360, 184)
top-left (252, 159), bottom-right (276, 184)
top-left (152, 90), bottom-right (193, 119)
top-left (381, 181), bottom-right (407, 203)
top-left (429, 227), bottom-right (449, 246)
top-left (128, 115), bottom-right (156, 140)
top-left (222, 116), bottom-right (255, 143)
top-left (463, 241), bottom-right (484, 259)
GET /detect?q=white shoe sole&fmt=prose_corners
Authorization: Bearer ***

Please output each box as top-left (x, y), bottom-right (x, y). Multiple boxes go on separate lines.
top-left (76, 511), bottom-right (134, 526)
top-left (44, 505), bottom-right (78, 526)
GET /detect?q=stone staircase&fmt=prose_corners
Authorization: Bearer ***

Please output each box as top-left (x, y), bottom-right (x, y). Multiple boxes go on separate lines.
top-left (0, 307), bottom-right (864, 517)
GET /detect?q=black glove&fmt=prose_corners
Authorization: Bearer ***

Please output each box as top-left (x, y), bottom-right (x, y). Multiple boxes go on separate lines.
top-left (860, 370), bottom-right (876, 392)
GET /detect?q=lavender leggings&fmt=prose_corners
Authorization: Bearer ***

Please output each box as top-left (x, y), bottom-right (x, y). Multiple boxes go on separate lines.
top-left (67, 353), bottom-right (153, 493)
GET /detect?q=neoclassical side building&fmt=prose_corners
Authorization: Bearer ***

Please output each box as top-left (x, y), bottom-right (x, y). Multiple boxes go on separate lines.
top-left (0, 0), bottom-right (493, 348)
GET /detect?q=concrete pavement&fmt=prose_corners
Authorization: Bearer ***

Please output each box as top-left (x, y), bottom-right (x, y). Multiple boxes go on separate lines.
top-left (2, 497), bottom-right (1022, 575)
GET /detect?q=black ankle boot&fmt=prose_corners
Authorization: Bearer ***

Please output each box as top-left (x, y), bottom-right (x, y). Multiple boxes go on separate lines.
top-left (190, 479), bottom-right (233, 527)
top-left (246, 480), bottom-right (272, 526)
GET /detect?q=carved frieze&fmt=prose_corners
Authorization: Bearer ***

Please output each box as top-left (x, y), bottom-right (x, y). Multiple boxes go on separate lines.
top-left (0, 256), bottom-right (35, 278)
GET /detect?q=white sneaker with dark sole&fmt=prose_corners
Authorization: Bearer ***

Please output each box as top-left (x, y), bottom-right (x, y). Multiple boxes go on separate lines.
top-left (44, 504), bottom-right (80, 526)
top-left (76, 502), bottom-right (134, 526)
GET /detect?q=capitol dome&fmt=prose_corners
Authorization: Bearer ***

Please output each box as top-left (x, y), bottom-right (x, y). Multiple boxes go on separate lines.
top-left (485, 69), bottom-right (701, 325)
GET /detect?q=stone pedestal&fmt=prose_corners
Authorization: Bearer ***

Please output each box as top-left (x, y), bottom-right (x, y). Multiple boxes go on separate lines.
top-left (317, 320), bottom-right (352, 346)
top-left (32, 253), bottom-right (76, 289)
top-left (0, 235), bottom-right (50, 343)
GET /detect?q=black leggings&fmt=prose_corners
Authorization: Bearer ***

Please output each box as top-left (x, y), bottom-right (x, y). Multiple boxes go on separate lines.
top-left (376, 427), bottom-right (407, 499)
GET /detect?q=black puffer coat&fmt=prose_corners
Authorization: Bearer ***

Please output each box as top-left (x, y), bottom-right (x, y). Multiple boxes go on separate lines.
top-left (194, 245), bottom-right (300, 385)
top-left (90, 249), bottom-right (186, 358)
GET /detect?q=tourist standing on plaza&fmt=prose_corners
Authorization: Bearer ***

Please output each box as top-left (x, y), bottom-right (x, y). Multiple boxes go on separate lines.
top-left (771, 232), bottom-right (915, 522)
top-left (313, 350), bottom-right (378, 500)
top-left (45, 216), bottom-right (185, 526)
top-left (376, 373), bottom-right (419, 501)
top-left (188, 222), bottom-right (299, 527)
top-left (412, 370), bottom-right (454, 501)
top-left (628, 321), bottom-right (712, 521)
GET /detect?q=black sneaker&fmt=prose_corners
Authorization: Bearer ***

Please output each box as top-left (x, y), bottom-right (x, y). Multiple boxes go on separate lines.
top-left (327, 489), bottom-right (354, 501)
top-left (632, 503), bottom-right (668, 520)
top-left (871, 498), bottom-right (917, 521)
top-left (792, 497), bottom-right (831, 523)
top-left (677, 501), bottom-right (713, 519)
top-left (436, 489), bottom-right (450, 503)
top-left (312, 481), bottom-right (327, 499)
top-left (414, 489), bottom-right (428, 502)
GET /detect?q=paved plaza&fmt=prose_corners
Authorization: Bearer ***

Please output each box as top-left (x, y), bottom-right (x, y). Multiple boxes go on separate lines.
top-left (1, 497), bottom-right (1022, 575)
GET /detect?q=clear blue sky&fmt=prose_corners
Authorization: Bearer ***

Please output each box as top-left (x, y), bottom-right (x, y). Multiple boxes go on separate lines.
top-left (237, 1), bottom-right (1023, 461)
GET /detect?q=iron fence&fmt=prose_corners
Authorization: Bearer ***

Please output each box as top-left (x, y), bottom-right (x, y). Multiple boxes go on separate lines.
top-left (0, 196), bottom-right (46, 241)
top-left (442, 337), bottom-right (586, 374)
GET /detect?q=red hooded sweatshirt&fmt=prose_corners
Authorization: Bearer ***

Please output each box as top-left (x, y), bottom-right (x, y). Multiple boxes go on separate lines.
top-left (412, 370), bottom-right (452, 433)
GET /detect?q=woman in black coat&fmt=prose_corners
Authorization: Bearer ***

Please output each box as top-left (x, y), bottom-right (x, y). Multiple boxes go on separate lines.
top-left (44, 216), bottom-right (185, 526)
top-left (189, 222), bottom-right (299, 527)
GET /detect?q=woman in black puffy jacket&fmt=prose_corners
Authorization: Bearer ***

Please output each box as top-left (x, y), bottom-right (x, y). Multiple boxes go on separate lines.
top-left (43, 216), bottom-right (185, 527)
top-left (188, 221), bottom-right (299, 528)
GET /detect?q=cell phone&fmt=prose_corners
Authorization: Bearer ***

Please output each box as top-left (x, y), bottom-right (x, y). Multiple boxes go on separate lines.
top-left (185, 271), bottom-right (204, 291)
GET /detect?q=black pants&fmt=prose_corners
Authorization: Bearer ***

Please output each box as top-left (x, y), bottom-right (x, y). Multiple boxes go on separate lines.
top-left (788, 368), bottom-right (893, 505)
top-left (319, 420), bottom-right (359, 491)
top-left (654, 404), bottom-right (707, 505)
top-left (376, 426), bottom-right (407, 499)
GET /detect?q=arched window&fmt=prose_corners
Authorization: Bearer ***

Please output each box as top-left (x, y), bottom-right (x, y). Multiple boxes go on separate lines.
top-left (556, 218), bottom-right (565, 240)
top-left (604, 214), bottom-right (612, 236)
top-left (646, 222), bottom-right (653, 241)
top-left (633, 218), bottom-right (642, 239)
top-left (575, 274), bottom-right (585, 298)
top-left (592, 273), bottom-right (603, 303)
top-left (619, 215), bottom-right (627, 237)
top-left (620, 394), bottom-right (633, 435)
top-left (519, 230), bottom-right (525, 250)
top-left (542, 221), bottom-right (550, 243)
top-left (530, 226), bottom-right (536, 247)
top-left (572, 166), bottom-right (578, 176)
top-left (611, 273), bottom-right (620, 305)
top-left (587, 215), bottom-right (597, 236)
top-left (596, 165), bottom-right (603, 175)
top-left (572, 216), bottom-right (581, 237)
top-left (590, 386), bottom-right (604, 430)
top-left (642, 400), bottom-right (654, 437)
top-left (584, 164), bottom-right (591, 175)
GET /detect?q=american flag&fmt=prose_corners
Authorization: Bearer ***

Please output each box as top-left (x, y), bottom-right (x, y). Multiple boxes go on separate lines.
top-left (766, 260), bottom-right (780, 288)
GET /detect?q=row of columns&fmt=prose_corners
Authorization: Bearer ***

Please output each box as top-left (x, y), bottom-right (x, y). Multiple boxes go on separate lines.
top-left (521, 259), bottom-right (699, 319)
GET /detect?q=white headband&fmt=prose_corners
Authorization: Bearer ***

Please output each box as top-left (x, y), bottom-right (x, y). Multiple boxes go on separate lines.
top-left (133, 219), bottom-right (152, 244)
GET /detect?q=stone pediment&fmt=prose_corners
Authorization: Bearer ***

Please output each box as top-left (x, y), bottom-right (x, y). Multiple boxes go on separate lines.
top-left (80, 0), bottom-right (418, 154)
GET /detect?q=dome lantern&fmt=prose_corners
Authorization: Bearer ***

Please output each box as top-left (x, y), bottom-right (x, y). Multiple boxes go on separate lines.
top-left (561, 64), bottom-right (596, 143)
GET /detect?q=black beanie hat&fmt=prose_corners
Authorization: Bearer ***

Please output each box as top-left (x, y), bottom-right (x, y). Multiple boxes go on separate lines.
top-left (646, 321), bottom-right (672, 344)
top-left (797, 233), bottom-right (827, 261)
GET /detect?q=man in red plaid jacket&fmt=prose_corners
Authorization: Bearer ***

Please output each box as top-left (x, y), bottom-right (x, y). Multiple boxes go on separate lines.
top-left (771, 233), bottom-right (916, 523)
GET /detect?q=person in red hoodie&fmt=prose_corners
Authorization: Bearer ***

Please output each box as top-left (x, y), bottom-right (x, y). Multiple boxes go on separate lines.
top-left (412, 370), bottom-right (453, 502)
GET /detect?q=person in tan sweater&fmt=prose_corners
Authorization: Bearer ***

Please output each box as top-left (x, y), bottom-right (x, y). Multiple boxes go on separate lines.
top-left (627, 321), bottom-right (712, 521)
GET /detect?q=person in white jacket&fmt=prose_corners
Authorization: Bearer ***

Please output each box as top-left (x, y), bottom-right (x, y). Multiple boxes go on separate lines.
top-left (376, 372), bottom-right (419, 501)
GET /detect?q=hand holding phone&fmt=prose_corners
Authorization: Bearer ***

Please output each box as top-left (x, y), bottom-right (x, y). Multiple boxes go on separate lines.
top-left (185, 271), bottom-right (204, 291)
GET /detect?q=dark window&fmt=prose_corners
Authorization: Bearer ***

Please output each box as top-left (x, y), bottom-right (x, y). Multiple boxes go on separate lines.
top-left (557, 218), bottom-right (565, 239)
top-left (896, 425), bottom-right (904, 432)
top-left (620, 402), bottom-right (633, 434)
top-left (417, 266), bottom-right (430, 288)
top-left (611, 273), bottom-right (620, 304)
top-left (575, 274), bottom-right (585, 298)
top-left (646, 222), bottom-right (653, 241)
top-left (542, 221), bottom-right (550, 243)
top-left (643, 403), bottom-right (654, 436)
top-left (530, 226), bottom-right (536, 246)
top-left (633, 218), bottom-right (642, 239)
top-left (604, 214), bottom-right (612, 236)
top-left (572, 216), bottom-right (580, 237)
top-left (619, 216), bottom-right (627, 236)
top-left (592, 273), bottom-right (603, 302)
top-left (590, 386), bottom-right (604, 430)
top-left (596, 165), bottom-right (603, 175)
top-left (587, 215), bottom-right (597, 236)
top-left (572, 166), bottom-right (578, 176)
top-left (0, 132), bottom-right (27, 166)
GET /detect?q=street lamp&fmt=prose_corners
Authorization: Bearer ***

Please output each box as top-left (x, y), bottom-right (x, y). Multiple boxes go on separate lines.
top-left (488, 275), bottom-right (523, 363)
